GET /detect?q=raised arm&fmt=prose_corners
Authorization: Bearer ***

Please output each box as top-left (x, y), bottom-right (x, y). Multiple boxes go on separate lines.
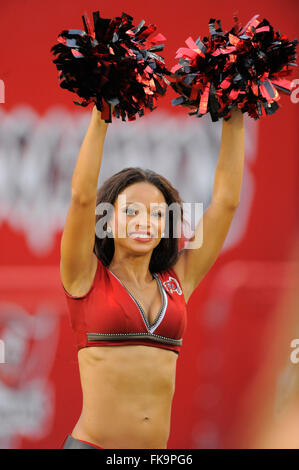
top-left (60, 105), bottom-right (109, 296)
top-left (172, 107), bottom-right (245, 302)
top-left (211, 106), bottom-right (244, 207)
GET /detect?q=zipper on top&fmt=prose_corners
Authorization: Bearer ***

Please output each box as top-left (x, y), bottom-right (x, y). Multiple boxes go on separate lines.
top-left (108, 269), bottom-right (167, 332)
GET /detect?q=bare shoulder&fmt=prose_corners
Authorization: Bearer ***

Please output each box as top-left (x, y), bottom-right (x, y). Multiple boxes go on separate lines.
top-left (60, 252), bottom-right (98, 297)
top-left (170, 250), bottom-right (195, 304)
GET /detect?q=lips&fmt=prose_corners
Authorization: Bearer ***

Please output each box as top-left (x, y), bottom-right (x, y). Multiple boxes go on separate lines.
top-left (129, 231), bottom-right (153, 237)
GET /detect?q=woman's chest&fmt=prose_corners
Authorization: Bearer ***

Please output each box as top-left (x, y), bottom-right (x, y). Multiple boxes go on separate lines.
top-left (121, 281), bottom-right (162, 326)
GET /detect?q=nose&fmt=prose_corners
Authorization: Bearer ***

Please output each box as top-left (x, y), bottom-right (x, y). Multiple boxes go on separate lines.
top-left (131, 210), bottom-right (155, 234)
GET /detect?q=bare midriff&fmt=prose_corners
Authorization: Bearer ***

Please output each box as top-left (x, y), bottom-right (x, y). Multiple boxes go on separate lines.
top-left (71, 344), bottom-right (178, 449)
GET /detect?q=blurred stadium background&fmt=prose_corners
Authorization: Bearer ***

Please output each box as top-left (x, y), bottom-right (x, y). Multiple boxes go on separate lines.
top-left (0, 0), bottom-right (298, 448)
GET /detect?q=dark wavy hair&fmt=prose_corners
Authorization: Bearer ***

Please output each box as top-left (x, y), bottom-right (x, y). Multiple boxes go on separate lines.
top-left (93, 167), bottom-right (186, 274)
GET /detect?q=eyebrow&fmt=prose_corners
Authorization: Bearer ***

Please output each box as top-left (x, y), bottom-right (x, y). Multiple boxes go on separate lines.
top-left (122, 202), bottom-right (165, 208)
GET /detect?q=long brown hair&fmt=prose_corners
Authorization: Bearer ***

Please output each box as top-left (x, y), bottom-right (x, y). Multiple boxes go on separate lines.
top-left (94, 167), bottom-right (186, 274)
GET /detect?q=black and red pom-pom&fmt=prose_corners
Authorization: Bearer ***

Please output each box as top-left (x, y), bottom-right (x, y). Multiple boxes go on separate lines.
top-left (50, 11), bottom-right (169, 122)
top-left (170, 14), bottom-right (298, 121)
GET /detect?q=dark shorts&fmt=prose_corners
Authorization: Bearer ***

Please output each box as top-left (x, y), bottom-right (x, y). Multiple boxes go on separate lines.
top-left (62, 434), bottom-right (103, 449)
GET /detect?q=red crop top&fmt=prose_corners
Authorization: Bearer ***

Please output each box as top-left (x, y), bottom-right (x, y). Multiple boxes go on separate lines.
top-left (61, 257), bottom-right (187, 355)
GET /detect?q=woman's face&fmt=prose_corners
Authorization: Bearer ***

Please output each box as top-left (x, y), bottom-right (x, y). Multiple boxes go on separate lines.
top-left (108, 182), bottom-right (167, 253)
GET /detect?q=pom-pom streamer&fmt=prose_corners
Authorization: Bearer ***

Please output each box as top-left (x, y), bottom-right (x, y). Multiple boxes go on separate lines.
top-left (170, 14), bottom-right (298, 121)
top-left (51, 11), bottom-right (169, 122)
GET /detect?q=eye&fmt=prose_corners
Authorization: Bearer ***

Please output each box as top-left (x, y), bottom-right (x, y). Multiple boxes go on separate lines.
top-left (152, 211), bottom-right (164, 218)
top-left (123, 208), bottom-right (164, 217)
top-left (123, 208), bottom-right (137, 215)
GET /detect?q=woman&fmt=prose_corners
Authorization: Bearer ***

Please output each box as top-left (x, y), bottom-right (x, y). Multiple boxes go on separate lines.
top-left (60, 104), bottom-right (244, 449)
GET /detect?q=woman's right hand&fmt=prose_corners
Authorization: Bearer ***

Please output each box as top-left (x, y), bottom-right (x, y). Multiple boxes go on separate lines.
top-left (91, 103), bottom-right (114, 125)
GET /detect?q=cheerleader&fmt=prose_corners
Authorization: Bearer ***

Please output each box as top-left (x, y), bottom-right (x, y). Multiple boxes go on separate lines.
top-left (60, 104), bottom-right (244, 448)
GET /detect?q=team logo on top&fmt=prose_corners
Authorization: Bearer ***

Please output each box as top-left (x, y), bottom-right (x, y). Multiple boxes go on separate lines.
top-left (163, 276), bottom-right (182, 295)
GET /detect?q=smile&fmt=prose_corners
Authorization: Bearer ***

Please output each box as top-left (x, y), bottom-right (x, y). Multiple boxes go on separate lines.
top-left (129, 232), bottom-right (153, 240)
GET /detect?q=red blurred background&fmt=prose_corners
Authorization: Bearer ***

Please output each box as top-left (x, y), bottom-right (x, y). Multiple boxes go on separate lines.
top-left (0, 0), bottom-right (298, 448)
